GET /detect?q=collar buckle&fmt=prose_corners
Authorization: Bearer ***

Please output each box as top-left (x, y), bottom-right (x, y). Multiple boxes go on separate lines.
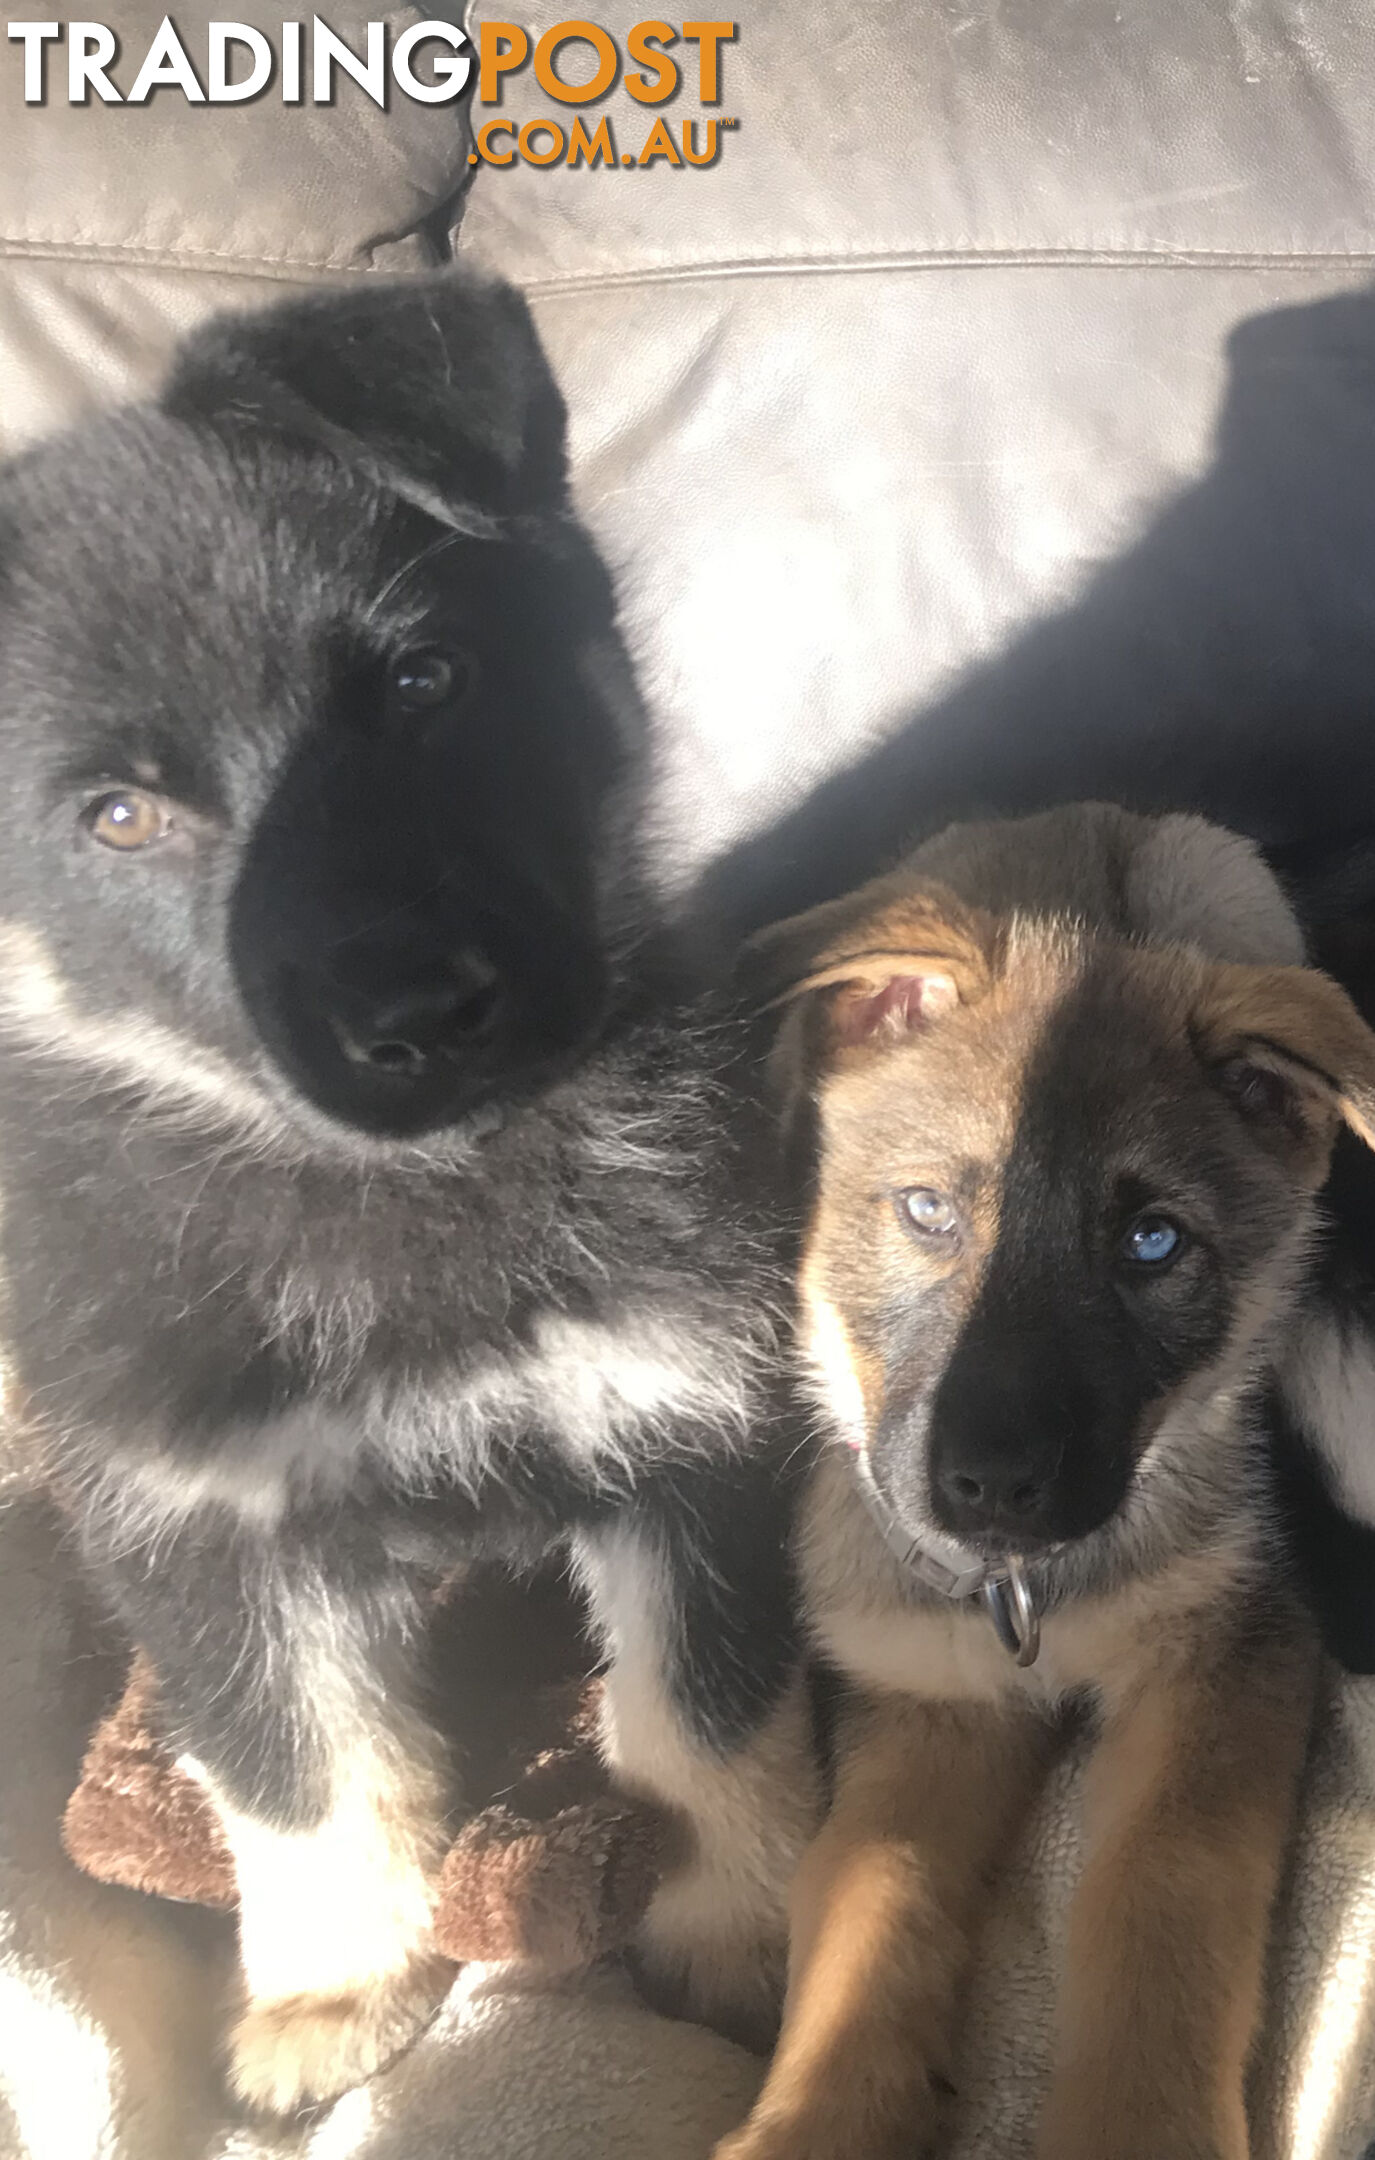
top-left (981, 1557), bottom-right (1041, 1668)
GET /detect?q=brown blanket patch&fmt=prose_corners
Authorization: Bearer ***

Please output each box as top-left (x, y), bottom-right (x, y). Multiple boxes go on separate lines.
top-left (63, 1575), bottom-right (669, 1972)
top-left (64, 1654), bottom-right (238, 1908)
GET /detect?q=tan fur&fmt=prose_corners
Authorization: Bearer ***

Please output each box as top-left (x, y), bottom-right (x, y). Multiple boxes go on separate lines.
top-left (796, 1279), bottom-right (884, 1442)
top-left (793, 932), bottom-right (1072, 1470)
top-left (720, 809), bottom-right (1340, 2160)
top-left (1192, 959), bottom-right (1375, 1156)
top-left (750, 881), bottom-right (994, 1012)
top-left (1035, 1631), bottom-right (1317, 2160)
top-left (799, 1448), bottom-right (1263, 1712)
top-left (229, 1955), bottom-right (454, 2118)
top-left (716, 1694), bottom-right (1049, 2160)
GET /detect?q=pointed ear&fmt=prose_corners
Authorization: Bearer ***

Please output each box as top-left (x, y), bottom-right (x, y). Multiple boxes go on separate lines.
top-left (740, 875), bottom-right (993, 1111)
top-left (161, 274), bottom-right (567, 527)
top-left (1193, 960), bottom-right (1375, 1178)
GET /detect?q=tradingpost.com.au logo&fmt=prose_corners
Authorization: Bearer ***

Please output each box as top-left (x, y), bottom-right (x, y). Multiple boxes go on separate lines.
top-left (7, 19), bottom-right (740, 169)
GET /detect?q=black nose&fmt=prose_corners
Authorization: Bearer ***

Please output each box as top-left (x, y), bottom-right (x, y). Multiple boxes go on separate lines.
top-left (928, 1409), bottom-right (1067, 1543)
top-left (934, 1456), bottom-right (1053, 1538)
top-left (333, 949), bottom-right (503, 1077)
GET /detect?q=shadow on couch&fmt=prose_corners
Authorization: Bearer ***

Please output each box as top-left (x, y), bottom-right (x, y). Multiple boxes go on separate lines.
top-left (693, 283), bottom-right (1375, 948)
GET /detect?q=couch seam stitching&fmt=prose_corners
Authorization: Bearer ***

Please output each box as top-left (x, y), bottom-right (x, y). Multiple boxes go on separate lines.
top-left (497, 244), bottom-right (1375, 296)
top-left (8, 235), bottom-right (1371, 285)
top-left (0, 238), bottom-right (434, 278)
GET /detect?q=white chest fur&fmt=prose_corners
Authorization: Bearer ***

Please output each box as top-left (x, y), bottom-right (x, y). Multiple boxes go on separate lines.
top-left (95, 1303), bottom-right (763, 1552)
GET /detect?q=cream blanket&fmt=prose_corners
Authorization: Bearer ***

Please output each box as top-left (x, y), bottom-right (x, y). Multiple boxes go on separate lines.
top-left (2, 1486), bottom-right (1372, 2160)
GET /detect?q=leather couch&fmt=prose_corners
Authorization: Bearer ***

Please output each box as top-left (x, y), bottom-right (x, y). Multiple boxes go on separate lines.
top-left (5, 7), bottom-right (1375, 2157)
top-left (11, 2), bottom-right (1375, 925)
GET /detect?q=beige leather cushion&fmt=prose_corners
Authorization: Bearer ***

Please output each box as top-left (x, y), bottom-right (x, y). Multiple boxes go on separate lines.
top-left (458, 0), bottom-right (1375, 900)
top-left (461, 1), bottom-right (1375, 275)
top-left (0, 5), bottom-right (470, 450)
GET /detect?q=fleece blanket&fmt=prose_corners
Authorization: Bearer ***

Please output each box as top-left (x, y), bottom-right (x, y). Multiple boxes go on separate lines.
top-left (3, 1475), bottom-right (1374, 2160)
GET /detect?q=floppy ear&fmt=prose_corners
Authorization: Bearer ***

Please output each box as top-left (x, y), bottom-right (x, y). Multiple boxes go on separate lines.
top-left (741, 875), bottom-right (993, 1113)
top-left (743, 875), bottom-right (991, 1033)
top-left (1193, 960), bottom-right (1375, 1179)
top-left (161, 274), bottom-right (567, 526)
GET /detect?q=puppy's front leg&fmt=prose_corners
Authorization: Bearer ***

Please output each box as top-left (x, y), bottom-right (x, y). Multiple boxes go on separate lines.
top-left (92, 1516), bottom-right (453, 2113)
top-left (716, 1691), bottom-right (1048, 2160)
top-left (1036, 1620), bottom-right (1317, 2160)
top-left (576, 1494), bottom-right (819, 2055)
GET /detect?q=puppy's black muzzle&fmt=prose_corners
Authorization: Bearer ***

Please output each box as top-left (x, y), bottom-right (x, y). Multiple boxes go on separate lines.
top-left (322, 941), bottom-right (504, 1077)
top-left (230, 761), bottom-right (610, 1138)
top-left (928, 1418), bottom-right (1069, 1549)
top-left (933, 1354), bottom-right (1131, 1551)
top-left (878, 1307), bottom-right (1139, 1556)
top-left (239, 889), bottom-right (607, 1138)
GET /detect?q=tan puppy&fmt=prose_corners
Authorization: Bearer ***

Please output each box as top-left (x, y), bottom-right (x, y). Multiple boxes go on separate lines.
top-left (718, 805), bottom-right (1370, 2160)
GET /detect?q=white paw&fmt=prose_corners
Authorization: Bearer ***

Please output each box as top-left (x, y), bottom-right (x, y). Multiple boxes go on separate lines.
top-left (228, 1952), bottom-right (454, 2113)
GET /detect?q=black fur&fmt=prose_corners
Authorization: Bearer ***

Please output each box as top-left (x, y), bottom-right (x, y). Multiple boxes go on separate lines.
top-left (1262, 910), bottom-right (1375, 1670)
top-left (0, 276), bottom-right (802, 1850)
top-left (1269, 1372), bottom-right (1375, 1674)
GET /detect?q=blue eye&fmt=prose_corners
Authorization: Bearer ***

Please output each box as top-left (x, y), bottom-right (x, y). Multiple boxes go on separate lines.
top-left (899, 1187), bottom-right (959, 1239)
top-left (1122, 1214), bottom-right (1183, 1267)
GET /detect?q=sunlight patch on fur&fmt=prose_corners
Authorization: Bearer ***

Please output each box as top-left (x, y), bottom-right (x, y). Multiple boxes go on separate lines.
top-left (1284, 1310), bottom-right (1375, 1530)
top-left (181, 1579), bottom-right (451, 2111)
top-left (798, 1286), bottom-right (870, 1451)
top-left (1286, 1840), bottom-right (1375, 2160)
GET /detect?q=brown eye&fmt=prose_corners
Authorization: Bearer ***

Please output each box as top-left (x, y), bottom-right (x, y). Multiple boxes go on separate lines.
top-left (84, 789), bottom-right (171, 852)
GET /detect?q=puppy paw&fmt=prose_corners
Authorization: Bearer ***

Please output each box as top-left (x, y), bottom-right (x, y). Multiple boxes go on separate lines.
top-left (713, 2120), bottom-right (815, 2160)
top-left (715, 2118), bottom-right (938, 2160)
top-left (229, 1951), bottom-right (454, 2113)
top-left (713, 2117), bottom-right (916, 2160)
top-left (712, 2078), bottom-right (948, 2160)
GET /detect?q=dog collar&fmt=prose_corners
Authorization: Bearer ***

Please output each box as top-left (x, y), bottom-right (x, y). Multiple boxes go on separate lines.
top-left (851, 1454), bottom-right (1042, 1668)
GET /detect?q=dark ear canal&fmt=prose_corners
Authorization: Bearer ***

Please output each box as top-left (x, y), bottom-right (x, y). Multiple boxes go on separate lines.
top-left (1194, 960), bottom-right (1375, 1181)
top-left (161, 273), bottom-right (569, 524)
